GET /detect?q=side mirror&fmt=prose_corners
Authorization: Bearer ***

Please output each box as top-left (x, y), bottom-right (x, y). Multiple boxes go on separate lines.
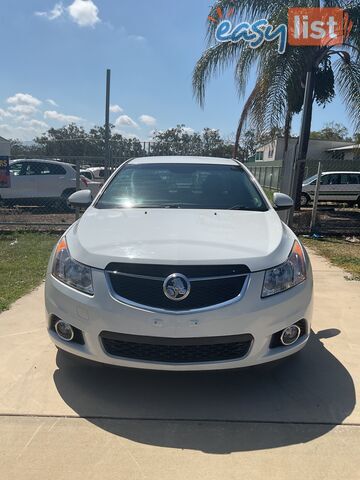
top-left (68, 190), bottom-right (93, 209)
top-left (273, 192), bottom-right (294, 211)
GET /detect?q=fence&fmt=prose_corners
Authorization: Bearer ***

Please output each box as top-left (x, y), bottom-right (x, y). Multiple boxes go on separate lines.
top-left (1, 140), bottom-right (359, 235)
top-left (245, 160), bottom-right (283, 191)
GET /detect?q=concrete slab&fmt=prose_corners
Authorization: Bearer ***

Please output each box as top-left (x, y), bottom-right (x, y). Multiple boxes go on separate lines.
top-left (0, 416), bottom-right (359, 480)
top-left (0, 250), bottom-right (359, 479)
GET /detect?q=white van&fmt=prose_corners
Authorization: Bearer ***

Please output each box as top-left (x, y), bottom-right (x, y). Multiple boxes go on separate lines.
top-left (302, 171), bottom-right (360, 207)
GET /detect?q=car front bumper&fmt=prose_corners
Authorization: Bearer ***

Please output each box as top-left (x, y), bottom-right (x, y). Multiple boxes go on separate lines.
top-left (45, 265), bottom-right (313, 371)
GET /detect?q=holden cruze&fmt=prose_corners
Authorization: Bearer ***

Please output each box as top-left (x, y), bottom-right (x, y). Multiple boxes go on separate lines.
top-left (45, 156), bottom-right (313, 370)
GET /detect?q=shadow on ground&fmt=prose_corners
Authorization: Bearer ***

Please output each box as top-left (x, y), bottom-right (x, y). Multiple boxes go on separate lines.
top-left (53, 330), bottom-right (355, 453)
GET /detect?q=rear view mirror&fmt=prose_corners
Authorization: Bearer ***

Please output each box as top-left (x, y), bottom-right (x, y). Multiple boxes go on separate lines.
top-left (273, 192), bottom-right (294, 211)
top-left (68, 190), bottom-right (93, 209)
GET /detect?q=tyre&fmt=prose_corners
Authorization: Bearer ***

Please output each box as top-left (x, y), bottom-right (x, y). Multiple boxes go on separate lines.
top-left (300, 193), bottom-right (310, 207)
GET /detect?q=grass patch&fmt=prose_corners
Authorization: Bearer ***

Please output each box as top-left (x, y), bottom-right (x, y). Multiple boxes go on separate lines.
top-left (0, 232), bottom-right (59, 312)
top-left (302, 236), bottom-right (360, 281)
top-left (262, 188), bottom-right (277, 202)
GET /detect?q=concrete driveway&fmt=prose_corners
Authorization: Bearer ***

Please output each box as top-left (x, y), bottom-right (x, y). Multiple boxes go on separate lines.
top-left (0, 250), bottom-right (359, 479)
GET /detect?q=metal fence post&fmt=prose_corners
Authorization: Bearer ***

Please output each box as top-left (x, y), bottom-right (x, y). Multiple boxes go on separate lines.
top-left (310, 162), bottom-right (322, 235)
top-left (75, 158), bottom-right (80, 221)
top-left (104, 69), bottom-right (111, 181)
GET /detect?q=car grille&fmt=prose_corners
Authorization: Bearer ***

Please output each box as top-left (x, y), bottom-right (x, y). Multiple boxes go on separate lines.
top-left (106, 263), bottom-right (250, 312)
top-left (100, 332), bottom-right (253, 363)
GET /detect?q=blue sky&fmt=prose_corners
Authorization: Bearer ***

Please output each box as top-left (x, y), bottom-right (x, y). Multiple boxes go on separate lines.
top-left (0, 0), bottom-right (355, 141)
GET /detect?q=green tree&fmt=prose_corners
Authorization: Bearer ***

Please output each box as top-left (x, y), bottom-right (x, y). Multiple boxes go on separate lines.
top-left (201, 128), bottom-right (233, 157)
top-left (193, 1), bottom-right (360, 160)
top-left (151, 125), bottom-right (202, 156)
top-left (34, 124), bottom-right (87, 158)
top-left (310, 122), bottom-right (353, 141)
top-left (151, 125), bottom-right (233, 157)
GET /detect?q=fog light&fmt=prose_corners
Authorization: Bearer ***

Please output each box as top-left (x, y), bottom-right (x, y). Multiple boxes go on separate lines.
top-left (280, 325), bottom-right (301, 346)
top-left (55, 321), bottom-right (74, 342)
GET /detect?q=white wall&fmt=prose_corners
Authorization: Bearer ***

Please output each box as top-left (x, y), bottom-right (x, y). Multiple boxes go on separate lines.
top-left (0, 138), bottom-right (10, 156)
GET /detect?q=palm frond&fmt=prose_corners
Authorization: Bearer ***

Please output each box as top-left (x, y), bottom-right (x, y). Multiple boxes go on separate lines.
top-left (193, 41), bottom-right (249, 106)
top-left (334, 58), bottom-right (360, 132)
top-left (234, 84), bottom-right (260, 157)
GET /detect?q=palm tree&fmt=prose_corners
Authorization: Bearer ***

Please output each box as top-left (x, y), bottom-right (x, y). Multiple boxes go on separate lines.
top-left (193, 0), bottom-right (360, 166)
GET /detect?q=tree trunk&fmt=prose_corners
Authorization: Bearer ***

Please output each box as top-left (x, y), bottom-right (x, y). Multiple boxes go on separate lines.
top-left (292, 70), bottom-right (315, 210)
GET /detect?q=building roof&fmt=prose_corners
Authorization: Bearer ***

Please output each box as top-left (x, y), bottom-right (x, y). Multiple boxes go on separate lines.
top-left (327, 144), bottom-right (360, 152)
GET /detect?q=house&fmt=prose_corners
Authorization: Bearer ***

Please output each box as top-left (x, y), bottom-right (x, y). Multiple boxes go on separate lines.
top-left (250, 137), bottom-right (356, 162)
top-left (0, 136), bottom-right (10, 157)
top-left (0, 136), bottom-right (11, 188)
top-left (326, 144), bottom-right (360, 161)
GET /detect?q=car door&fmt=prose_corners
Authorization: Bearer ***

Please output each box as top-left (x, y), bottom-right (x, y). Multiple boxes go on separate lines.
top-left (319, 173), bottom-right (341, 201)
top-left (36, 162), bottom-right (67, 198)
top-left (340, 173), bottom-right (360, 202)
top-left (2, 161), bottom-right (32, 199)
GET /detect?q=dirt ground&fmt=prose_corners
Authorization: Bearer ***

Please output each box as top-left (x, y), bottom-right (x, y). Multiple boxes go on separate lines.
top-left (293, 207), bottom-right (360, 235)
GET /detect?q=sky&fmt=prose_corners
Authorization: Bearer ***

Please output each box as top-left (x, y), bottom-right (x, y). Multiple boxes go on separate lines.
top-left (0, 0), bottom-right (355, 142)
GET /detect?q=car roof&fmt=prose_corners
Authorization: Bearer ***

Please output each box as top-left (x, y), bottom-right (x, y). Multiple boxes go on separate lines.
top-left (10, 158), bottom-right (72, 167)
top-left (128, 156), bottom-right (238, 166)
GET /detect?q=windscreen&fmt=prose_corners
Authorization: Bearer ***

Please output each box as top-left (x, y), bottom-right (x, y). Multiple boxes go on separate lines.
top-left (96, 163), bottom-right (268, 211)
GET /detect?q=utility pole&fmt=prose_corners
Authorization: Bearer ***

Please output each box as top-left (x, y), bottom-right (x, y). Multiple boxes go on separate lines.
top-left (291, 70), bottom-right (315, 214)
top-left (104, 69), bottom-right (111, 180)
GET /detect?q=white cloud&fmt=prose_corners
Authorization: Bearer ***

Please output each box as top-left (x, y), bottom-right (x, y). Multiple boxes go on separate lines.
top-left (26, 119), bottom-right (49, 129)
top-left (0, 123), bottom-right (48, 140)
top-left (182, 127), bottom-right (195, 135)
top-left (139, 114), bottom-right (156, 127)
top-left (13, 115), bottom-right (28, 122)
top-left (115, 129), bottom-right (140, 140)
top-left (110, 104), bottom-right (123, 114)
top-left (47, 99), bottom-right (59, 107)
top-left (44, 110), bottom-right (82, 123)
top-left (68, 0), bottom-right (100, 27)
top-left (6, 93), bottom-right (42, 107)
top-left (35, 2), bottom-right (64, 20)
top-left (128, 35), bottom-right (146, 42)
top-left (8, 105), bottom-right (38, 116)
top-left (115, 115), bottom-right (138, 128)
top-left (0, 124), bottom-right (12, 136)
top-left (0, 108), bottom-right (13, 118)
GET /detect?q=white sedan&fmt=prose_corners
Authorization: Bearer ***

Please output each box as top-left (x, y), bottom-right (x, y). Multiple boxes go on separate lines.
top-left (45, 156), bottom-right (313, 370)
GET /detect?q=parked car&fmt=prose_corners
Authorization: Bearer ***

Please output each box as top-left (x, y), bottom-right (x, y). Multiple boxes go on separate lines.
top-left (80, 170), bottom-right (102, 197)
top-left (45, 156), bottom-right (313, 370)
top-left (86, 167), bottom-right (105, 182)
top-left (0, 159), bottom-right (87, 210)
top-left (302, 171), bottom-right (360, 207)
top-left (80, 169), bottom-right (95, 181)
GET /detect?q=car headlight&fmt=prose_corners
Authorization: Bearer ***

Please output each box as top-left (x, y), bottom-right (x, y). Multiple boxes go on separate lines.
top-left (52, 237), bottom-right (94, 295)
top-left (262, 241), bottom-right (306, 298)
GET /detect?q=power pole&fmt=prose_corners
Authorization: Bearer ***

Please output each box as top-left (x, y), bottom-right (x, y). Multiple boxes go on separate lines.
top-left (291, 70), bottom-right (315, 211)
top-left (104, 69), bottom-right (111, 181)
